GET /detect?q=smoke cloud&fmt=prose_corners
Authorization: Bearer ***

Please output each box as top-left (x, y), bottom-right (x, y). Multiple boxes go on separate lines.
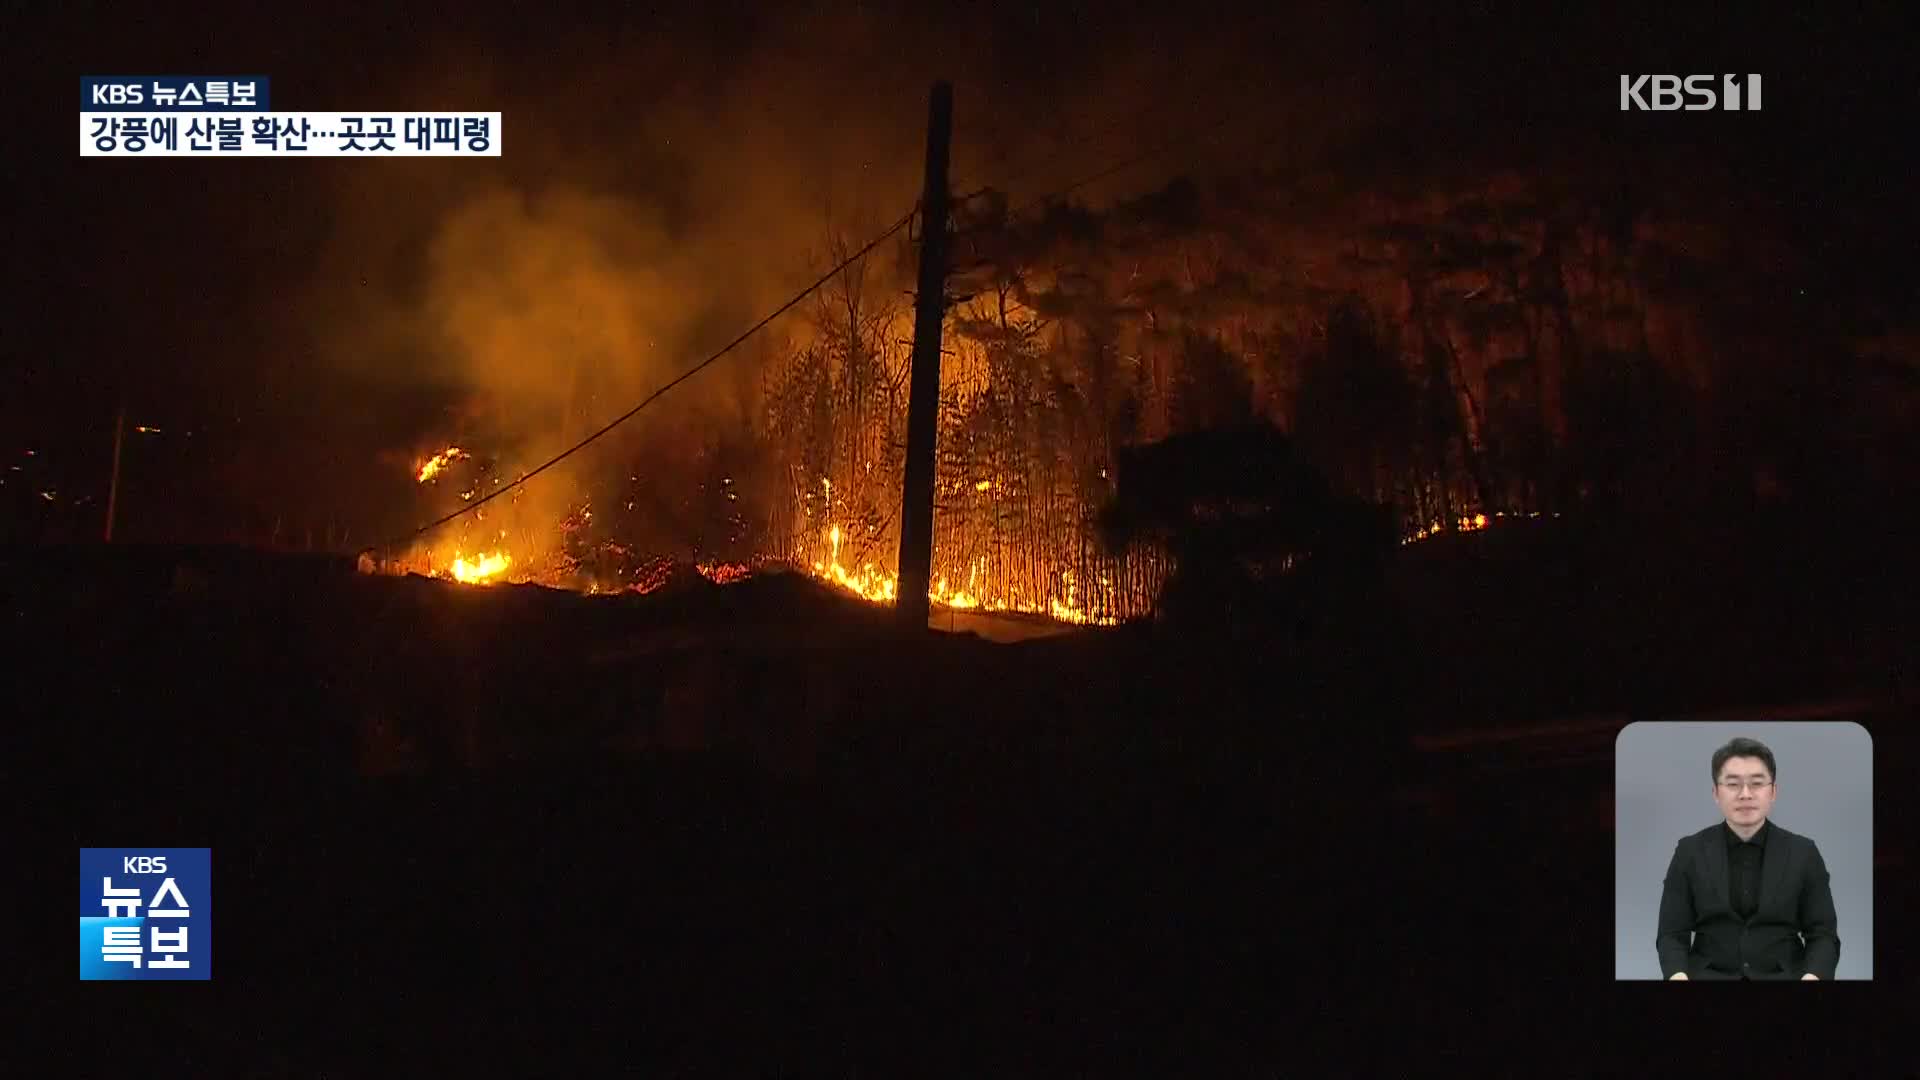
top-left (270, 4), bottom-right (1393, 558)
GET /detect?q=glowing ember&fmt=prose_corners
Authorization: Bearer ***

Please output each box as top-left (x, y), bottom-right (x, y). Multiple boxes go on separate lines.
top-left (697, 561), bottom-right (752, 585)
top-left (416, 447), bottom-right (470, 483)
top-left (1401, 509), bottom-right (1556, 545)
top-left (450, 550), bottom-right (511, 584)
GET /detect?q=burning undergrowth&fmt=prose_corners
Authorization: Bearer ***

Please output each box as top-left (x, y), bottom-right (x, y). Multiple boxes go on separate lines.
top-left (387, 439), bottom-right (749, 594)
top-left (377, 421), bottom-right (1503, 627)
top-left (380, 434), bottom-right (1124, 622)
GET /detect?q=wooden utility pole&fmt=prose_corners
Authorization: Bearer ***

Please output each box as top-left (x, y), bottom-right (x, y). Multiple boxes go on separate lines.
top-left (104, 400), bottom-right (125, 542)
top-left (895, 81), bottom-right (953, 631)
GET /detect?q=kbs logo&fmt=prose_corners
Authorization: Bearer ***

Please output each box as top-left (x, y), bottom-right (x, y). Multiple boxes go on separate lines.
top-left (79, 848), bottom-right (212, 980)
top-left (1620, 74), bottom-right (1763, 111)
top-left (90, 82), bottom-right (144, 106)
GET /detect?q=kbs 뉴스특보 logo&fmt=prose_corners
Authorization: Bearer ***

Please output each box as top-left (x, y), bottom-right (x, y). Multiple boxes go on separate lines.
top-left (79, 849), bottom-right (211, 980)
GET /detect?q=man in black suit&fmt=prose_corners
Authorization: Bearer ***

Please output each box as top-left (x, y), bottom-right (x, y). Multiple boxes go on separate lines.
top-left (1656, 737), bottom-right (1841, 980)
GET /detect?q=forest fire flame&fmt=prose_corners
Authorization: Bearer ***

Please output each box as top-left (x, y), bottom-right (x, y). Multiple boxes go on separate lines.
top-left (1401, 510), bottom-right (1561, 544)
top-left (416, 447), bottom-right (470, 484)
top-left (696, 561), bottom-right (753, 585)
top-left (1406, 512), bottom-right (1489, 544)
top-left (450, 550), bottom-right (512, 584)
top-left (401, 437), bottom-right (1525, 623)
top-left (807, 509), bottom-right (1118, 625)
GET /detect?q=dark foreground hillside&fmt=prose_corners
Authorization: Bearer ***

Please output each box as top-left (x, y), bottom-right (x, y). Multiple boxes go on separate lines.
top-left (17, 507), bottom-right (1916, 1068)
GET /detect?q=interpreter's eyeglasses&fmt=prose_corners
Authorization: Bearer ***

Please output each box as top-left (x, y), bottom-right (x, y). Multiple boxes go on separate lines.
top-left (1720, 780), bottom-right (1773, 794)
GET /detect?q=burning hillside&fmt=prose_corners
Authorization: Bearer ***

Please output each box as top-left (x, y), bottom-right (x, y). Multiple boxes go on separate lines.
top-left (385, 419), bottom-right (1532, 629)
top-left (334, 147), bottom-right (1892, 628)
top-left (391, 437), bottom-right (1127, 621)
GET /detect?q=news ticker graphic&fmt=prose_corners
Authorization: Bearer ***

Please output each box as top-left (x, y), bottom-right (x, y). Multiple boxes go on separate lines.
top-left (82, 114), bottom-right (502, 156)
top-left (80, 76), bottom-right (501, 157)
top-left (80, 848), bottom-right (212, 980)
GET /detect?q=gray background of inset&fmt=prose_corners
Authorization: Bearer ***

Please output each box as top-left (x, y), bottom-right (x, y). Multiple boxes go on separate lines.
top-left (1614, 721), bottom-right (1873, 980)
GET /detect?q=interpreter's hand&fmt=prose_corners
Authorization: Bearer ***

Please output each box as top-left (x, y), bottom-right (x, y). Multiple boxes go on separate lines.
top-left (1668, 973), bottom-right (1688, 980)
top-left (1801, 974), bottom-right (1819, 981)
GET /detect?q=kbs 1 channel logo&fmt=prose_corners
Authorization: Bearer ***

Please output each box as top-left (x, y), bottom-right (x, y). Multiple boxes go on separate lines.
top-left (80, 76), bottom-right (502, 157)
top-left (1619, 74), bottom-right (1762, 111)
top-left (80, 849), bottom-right (211, 980)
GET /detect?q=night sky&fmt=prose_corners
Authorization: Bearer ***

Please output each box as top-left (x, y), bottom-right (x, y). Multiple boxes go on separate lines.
top-left (9, 1), bottom-right (1914, 544)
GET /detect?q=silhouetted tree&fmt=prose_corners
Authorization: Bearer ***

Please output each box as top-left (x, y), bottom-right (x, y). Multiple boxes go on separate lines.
top-left (1561, 346), bottom-right (1696, 514)
top-left (1098, 422), bottom-right (1396, 631)
top-left (1169, 329), bottom-right (1256, 433)
top-left (1291, 296), bottom-right (1417, 514)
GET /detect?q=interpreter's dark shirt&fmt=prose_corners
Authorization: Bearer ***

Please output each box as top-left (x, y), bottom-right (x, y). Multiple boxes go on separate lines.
top-left (1725, 819), bottom-right (1769, 921)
